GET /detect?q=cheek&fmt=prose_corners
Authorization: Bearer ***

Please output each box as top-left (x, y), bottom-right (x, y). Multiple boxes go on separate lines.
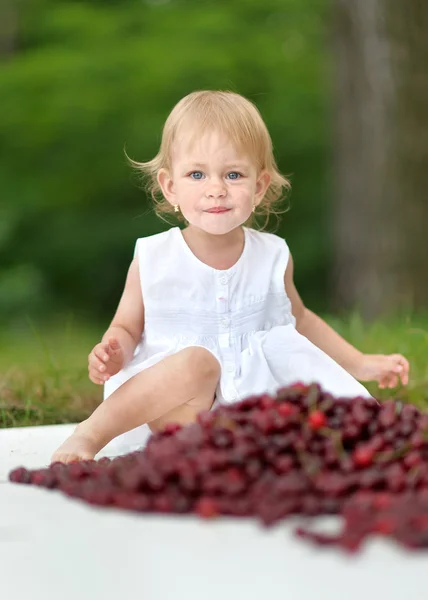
top-left (175, 178), bottom-right (191, 192)
top-left (183, 180), bottom-right (200, 194)
top-left (233, 181), bottom-right (256, 199)
top-left (175, 180), bottom-right (200, 202)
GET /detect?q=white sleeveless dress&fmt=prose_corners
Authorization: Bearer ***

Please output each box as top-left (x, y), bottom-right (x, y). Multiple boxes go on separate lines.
top-left (104, 226), bottom-right (372, 454)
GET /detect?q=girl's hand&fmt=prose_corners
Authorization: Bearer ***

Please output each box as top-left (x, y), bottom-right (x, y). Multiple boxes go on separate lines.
top-left (353, 353), bottom-right (410, 389)
top-left (88, 337), bottom-right (125, 385)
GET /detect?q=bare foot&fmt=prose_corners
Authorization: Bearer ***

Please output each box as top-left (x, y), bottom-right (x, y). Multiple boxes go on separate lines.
top-left (51, 427), bottom-right (103, 464)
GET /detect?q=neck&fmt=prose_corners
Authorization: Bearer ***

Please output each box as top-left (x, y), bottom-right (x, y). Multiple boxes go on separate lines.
top-left (181, 226), bottom-right (246, 270)
top-left (185, 225), bottom-right (244, 249)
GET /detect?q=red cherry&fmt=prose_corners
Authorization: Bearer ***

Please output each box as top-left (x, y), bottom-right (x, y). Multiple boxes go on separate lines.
top-left (277, 402), bottom-right (295, 418)
top-left (195, 498), bottom-right (219, 519)
top-left (353, 445), bottom-right (375, 467)
top-left (308, 410), bottom-right (326, 430)
top-left (163, 422), bottom-right (182, 435)
top-left (403, 451), bottom-right (422, 470)
top-left (30, 471), bottom-right (48, 485)
top-left (259, 394), bottom-right (275, 410)
top-left (372, 492), bottom-right (393, 510)
top-left (8, 467), bottom-right (31, 483)
top-left (373, 518), bottom-right (395, 535)
top-left (290, 382), bottom-right (309, 393)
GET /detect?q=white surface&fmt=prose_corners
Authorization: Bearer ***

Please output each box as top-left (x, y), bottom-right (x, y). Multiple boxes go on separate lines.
top-left (0, 423), bottom-right (121, 480)
top-left (1, 424), bottom-right (428, 600)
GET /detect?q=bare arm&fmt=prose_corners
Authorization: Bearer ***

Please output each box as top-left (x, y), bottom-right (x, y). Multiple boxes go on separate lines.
top-left (101, 256), bottom-right (145, 366)
top-left (284, 252), bottom-right (362, 377)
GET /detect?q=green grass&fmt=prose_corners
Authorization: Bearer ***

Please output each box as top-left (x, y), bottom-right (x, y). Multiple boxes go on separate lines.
top-left (0, 311), bottom-right (427, 429)
top-left (327, 311), bottom-right (428, 409)
top-left (0, 314), bottom-right (105, 428)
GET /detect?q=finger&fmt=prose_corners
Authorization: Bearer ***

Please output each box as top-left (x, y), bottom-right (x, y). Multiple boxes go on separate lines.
top-left (89, 369), bottom-right (109, 384)
top-left (91, 363), bottom-right (110, 379)
top-left (89, 355), bottom-right (108, 373)
top-left (107, 340), bottom-right (123, 358)
top-left (94, 347), bottom-right (110, 362)
top-left (400, 371), bottom-right (409, 386)
top-left (103, 348), bottom-right (123, 366)
top-left (89, 358), bottom-right (114, 378)
top-left (108, 337), bottom-right (120, 350)
top-left (388, 376), bottom-right (399, 389)
top-left (393, 356), bottom-right (410, 384)
top-left (392, 354), bottom-right (409, 369)
top-left (91, 343), bottom-right (109, 360)
top-left (401, 360), bottom-right (410, 382)
top-left (379, 374), bottom-right (394, 389)
top-left (379, 378), bottom-right (389, 389)
top-left (88, 354), bottom-right (104, 371)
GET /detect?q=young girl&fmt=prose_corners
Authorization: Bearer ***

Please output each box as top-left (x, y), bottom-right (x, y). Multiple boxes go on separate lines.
top-left (51, 90), bottom-right (410, 464)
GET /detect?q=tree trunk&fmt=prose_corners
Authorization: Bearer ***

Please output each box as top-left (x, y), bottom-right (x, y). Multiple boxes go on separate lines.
top-left (0, 0), bottom-right (22, 58)
top-left (331, 0), bottom-right (428, 320)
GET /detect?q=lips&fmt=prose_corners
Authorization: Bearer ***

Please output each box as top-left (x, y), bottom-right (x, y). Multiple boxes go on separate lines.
top-left (205, 207), bottom-right (231, 213)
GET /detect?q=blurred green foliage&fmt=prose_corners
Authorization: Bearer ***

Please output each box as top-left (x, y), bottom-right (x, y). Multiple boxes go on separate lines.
top-left (1, 0), bottom-right (331, 328)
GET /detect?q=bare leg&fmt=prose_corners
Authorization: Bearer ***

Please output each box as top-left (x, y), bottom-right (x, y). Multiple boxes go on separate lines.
top-left (148, 392), bottom-right (216, 433)
top-left (51, 347), bottom-right (221, 464)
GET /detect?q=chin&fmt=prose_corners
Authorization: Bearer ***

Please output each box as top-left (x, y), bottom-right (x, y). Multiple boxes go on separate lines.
top-left (186, 215), bottom-right (249, 236)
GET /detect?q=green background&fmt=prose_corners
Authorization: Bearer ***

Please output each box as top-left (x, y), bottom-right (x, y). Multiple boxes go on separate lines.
top-left (1, 0), bottom-right (330, 329)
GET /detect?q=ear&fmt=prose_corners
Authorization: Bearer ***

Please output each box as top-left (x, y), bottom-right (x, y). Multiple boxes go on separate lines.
top-left (254, 170), bottom-right (271, 205)
top-left (157, 168), bottom-right (175, 204)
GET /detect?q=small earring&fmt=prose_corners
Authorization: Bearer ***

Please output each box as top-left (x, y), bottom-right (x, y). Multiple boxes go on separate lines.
top-left (174, 204), bottom-right (179, 213)
top-left (252, 204), bottom-right (256, 213)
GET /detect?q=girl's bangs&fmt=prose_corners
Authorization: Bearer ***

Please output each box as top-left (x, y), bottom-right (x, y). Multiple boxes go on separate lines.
top-left (171, 109), bottom-right (266, 169)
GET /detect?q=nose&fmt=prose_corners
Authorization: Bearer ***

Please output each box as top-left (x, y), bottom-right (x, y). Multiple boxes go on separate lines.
top-left (205, 177), bottom-right (226, 199)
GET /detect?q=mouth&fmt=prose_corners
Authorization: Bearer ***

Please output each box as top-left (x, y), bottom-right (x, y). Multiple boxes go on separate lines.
top-left (205, 207), bottom-right (231, 214)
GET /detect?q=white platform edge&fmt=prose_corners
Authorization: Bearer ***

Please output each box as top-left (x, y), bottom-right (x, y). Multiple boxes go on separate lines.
top-left (0, 423), bottom-right (126, 481)
top-left (3, 425), bottom-right (428, 600)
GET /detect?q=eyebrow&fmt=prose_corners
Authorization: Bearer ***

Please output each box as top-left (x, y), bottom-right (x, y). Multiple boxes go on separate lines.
top-left (183, 162), bottom-right (249, 169)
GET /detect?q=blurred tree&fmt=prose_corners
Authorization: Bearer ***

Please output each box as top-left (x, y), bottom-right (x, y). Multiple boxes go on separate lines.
top-left (1, 0), bottom-right (22, 57)
top-left (332, 0), bottom-right (428, 319)
top-left (0, 0), bottom-right (329, 326)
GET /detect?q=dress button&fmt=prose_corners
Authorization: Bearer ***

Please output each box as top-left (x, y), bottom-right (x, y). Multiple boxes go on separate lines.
top-left (219, 275), bottom-right (228, 285)
top-left (226, 364), bottom-right (234, 373)
top-left (221, 317), bottom-right (230, 328)
top-left (228, 391), bottom-right (238, 401)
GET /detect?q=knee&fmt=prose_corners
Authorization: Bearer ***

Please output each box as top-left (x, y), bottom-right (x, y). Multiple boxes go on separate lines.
top-left (181, 347), bottom-right (221, 382)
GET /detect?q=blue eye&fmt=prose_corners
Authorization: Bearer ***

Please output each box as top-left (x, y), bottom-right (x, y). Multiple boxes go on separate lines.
top-left (189, 171), bottom-right (204, 180)
top-left (227, 172), bottom-right (241, 180)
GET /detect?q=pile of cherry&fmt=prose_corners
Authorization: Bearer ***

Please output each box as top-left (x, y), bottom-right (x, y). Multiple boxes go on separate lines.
top-left (9, 383), bottom-right (428, 552)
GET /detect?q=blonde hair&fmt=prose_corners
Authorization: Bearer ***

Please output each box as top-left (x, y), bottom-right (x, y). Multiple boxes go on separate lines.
top-left (128, 90), bottom-right (291, 230)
